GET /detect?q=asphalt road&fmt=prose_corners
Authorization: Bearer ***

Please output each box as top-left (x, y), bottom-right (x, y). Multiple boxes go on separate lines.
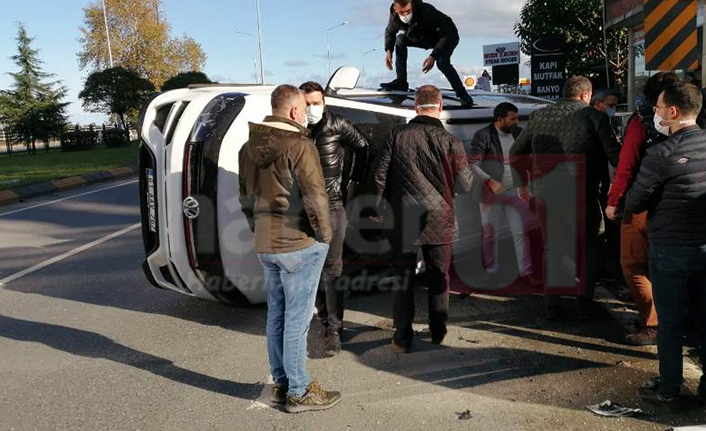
top-left (0, 177), bottom-right (705, 431)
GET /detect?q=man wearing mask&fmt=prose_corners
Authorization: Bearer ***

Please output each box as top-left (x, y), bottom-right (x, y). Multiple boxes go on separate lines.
top-left (238, 85), bottom-right (340, 413)
top-left (299, 82), bottom-right (370, 356)
top-left (626, 82), bottom-right (706, 407)
top-left (591, 89), bottom-right (620, 119)
top-left (468, 102), bottom-right (541, 287)
top-left (381, 0), bottom-right (474, 107)
top-left (510, 76), bottom-right (621, 320)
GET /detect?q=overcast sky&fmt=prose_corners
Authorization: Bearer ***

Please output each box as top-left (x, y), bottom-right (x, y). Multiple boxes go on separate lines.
top-left (1, 0), bottom-right (529, 124)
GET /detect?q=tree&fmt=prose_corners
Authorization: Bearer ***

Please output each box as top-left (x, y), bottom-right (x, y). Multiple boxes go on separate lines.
top-left (0, 23), bottom-right (68, 154)
top-left (514, 0), bottom-right (632, 90)
top-left (161, 71), bottom-right (212, 91)
top-left (79, 67), bottom-right (155, 130)
top-left (78, 0), bottom-right (207, 88)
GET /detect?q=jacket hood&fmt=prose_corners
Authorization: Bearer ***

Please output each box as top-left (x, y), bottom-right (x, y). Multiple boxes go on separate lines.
top-left (246, 116), bottom-right (310, 168)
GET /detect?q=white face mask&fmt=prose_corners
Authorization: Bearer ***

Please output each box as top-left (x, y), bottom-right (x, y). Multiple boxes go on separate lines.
top-left (654, 112), bottom-right (696, 136)
top-left (653, 113), bottom-right (671, 136)
top-left (306, 105), bottom-right (325, 125)
top-left (399, 12), bottom-right (413, 24)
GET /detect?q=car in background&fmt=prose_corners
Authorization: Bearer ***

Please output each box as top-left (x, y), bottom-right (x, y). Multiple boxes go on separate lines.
top-left (137, 66), bottom-right (551, 304)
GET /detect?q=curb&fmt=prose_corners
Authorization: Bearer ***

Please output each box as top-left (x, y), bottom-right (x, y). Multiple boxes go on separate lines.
top-left (0, 166), bottom-right (137, 207)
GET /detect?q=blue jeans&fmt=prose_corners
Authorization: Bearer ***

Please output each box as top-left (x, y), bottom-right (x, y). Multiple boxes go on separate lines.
top-left (258, 242), bottom-right (329, 397)
top-left (649, 243), bottom-right (706, 397)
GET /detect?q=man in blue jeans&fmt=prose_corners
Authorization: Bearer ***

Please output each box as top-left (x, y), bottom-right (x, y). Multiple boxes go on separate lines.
top-left (239, 85), bottom-right (340, 413)
top-left (627, 81), bottom-right (706, 409)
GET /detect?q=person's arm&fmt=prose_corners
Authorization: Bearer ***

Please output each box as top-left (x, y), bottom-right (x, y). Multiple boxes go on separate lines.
top-left (334, 116), bottom-right (370, 182)
top-left (238, 149), bottom-right (256, 233)
top-left (384, 10), bottom-right (399, 54)
top-left (468, 129), bottom-right (503, 195)
top-left (607, 116), bottom-right (646, 208)
top-left (467, 129), bottom-right (492, 184)
top-left (595, 110), bottom-right (621, 167)
top-left (509, 123), bottom-right (533, 188)
top-left (372, 130), bottom-right (394, 206)
top-left (451, 137), bottom-right (473, 193)
top-left (291, 141), bottom-right (332, 243)
top-left (625, 145), bottom-right (665, 215)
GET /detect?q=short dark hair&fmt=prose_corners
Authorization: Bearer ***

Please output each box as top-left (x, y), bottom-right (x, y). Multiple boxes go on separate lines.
top-left (563, 76), bottom-right (592, 99)
top-left (393, 0), bottom-right (412, 5)
top-left (644, 71), bottom-right (679, 104)
top-left (493, 102), bottom-right (518, 122)
top-left (661, 82), bottom-right (703, 117)
top-left (415, 85), bottom-right (442, 108)
top-left (299, 81), bottom-right (325, 95)
top-left (271, 85), bottom-right (302, 112)
top-left (590, 88), bottom-right (619, 106)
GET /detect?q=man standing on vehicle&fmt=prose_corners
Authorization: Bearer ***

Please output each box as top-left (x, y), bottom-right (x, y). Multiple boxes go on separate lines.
top-left (373, 85), bottom-right (473, 353)
top-left (299, 81), bottom-right (370, 356)
top-left (381, 0), bottom-right (474, 107)
top-left (238, 85), bottom-right (340, 413)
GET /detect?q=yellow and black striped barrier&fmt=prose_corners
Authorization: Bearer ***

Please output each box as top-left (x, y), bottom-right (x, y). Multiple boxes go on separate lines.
top-left (645, 0), bottom-right (698, 71)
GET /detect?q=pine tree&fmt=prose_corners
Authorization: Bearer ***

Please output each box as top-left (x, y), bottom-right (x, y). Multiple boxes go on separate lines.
top-left (0, 23), bottom-right (68, 154)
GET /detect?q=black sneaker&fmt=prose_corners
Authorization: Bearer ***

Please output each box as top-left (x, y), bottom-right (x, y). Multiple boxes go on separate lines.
top-left (380, 79), bottom-right (409, 92)
top-left (460, 96), bottom-right (474, 107)
top-left (430, 326), bottom-right (447, 345)
top-left (286, 382), bottom-right (341, 413)
top-left (391, 338), bottom-right (412, 354)
top-left (323, 330), bottom-right (341, 357)
top-left (639, 379), bottom-right (681, 410)
top-left (271, 383), bottom-right (288, 405)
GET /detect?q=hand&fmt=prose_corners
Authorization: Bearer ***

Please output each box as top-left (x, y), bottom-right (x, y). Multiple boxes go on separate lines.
top-left (517, 186), bottom-right (531, 202)
top-left (488, 179), bottom-right (504, 195)
top-left (385, 51), bottom-right (393, 71)
top-left (422, 56), bottom-right (435, 73)
top-left (605, 205), bottom-right (618, 221)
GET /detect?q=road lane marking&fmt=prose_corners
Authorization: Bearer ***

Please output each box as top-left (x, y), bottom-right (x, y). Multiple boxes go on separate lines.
top-left (0, 223), bottom-right (141, 286)
top-left (0, 179), bottom-right (138, 218)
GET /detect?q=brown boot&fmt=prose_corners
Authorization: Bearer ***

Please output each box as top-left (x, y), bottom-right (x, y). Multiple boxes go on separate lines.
top-left (625, 327), bottom-right (658, 346)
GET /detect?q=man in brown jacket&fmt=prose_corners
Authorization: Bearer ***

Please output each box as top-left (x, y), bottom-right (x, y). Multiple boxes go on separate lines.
top-left (238, 85), bottom-right (340, 413)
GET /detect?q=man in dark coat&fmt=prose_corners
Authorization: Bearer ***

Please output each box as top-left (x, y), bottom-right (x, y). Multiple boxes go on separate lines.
top-left (372, 85), bottom-right (473, 352)
top-left (626, 82), bottom-right (706, 407)
top-left (510, 76), bottom-right (620, 320)
top-left (299, 81), bottom-right (370, 356)
top-left (469, 102), bottom-right (541, 287)
top-left (381, 0), bottom-right (473, 107)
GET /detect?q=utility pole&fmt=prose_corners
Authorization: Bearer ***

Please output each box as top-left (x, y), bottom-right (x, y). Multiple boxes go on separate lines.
top-left (326, 22), bottom-right (348, 78)
top-left (235, 31), bottom-right (259, 84)
top-left (255, 0), bottom-right (266, 85)
top-left (361, 48), bottom-right (378, 88)
top-left (101, 0), bottom-right (114, 68)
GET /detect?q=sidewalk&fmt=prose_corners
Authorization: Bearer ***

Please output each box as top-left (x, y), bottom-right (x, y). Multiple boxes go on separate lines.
top-left (0, 165), bottom-right (137, 207)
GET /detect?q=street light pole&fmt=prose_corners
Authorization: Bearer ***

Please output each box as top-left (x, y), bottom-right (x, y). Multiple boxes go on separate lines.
top-left (361, 48), bottom-right (378, 88)
top-left (255, 0), bottom-right (266, 85)
top-left (101, 0), bottom-right (114, 68)
top-left (235, 31), bottom-right (258, 84)
top-left (326, 21), bottom-right (349, 78)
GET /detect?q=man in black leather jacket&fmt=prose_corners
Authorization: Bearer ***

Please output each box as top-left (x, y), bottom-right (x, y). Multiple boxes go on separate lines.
top-left (299, 82), bottom-right (370, 356)
top-left (380, 0), bottom-right (473, 107)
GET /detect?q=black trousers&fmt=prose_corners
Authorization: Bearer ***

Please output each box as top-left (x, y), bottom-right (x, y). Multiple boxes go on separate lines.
top-left (392, 243), bottom-right (452, 347)
top-left (541, 197), bottom-right (605, 307)
top-left (394, 34), bottom-right (469, 102)
top-left (315, 207), bottom-right (347, 334)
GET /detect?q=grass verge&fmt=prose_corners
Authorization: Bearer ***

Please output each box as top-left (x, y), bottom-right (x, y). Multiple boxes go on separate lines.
top-left (0, 142), bottom-right (138, 191)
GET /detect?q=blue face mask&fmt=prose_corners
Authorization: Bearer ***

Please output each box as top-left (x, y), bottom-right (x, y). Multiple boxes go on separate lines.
top-left (606, 108), bottom-right (616, 117)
